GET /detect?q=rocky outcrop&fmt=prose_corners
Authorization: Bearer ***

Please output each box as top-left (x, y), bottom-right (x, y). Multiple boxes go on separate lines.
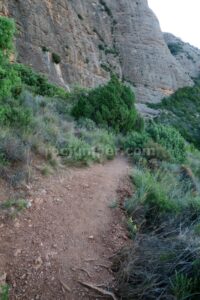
top-left (1, 0), bottom-right (195, 104)
top-left (107, 0), bottom-right (193, 103)
top-left (164, 33), bottom-right (200, 79)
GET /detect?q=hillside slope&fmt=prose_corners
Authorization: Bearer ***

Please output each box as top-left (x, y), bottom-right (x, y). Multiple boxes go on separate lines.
top-left (0, 0), bottom-right (194, 104)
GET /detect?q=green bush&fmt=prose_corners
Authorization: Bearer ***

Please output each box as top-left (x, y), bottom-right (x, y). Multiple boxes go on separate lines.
top-left (167, 42), bottom-right (183, 55)
top-left (0, 130), bottom-right (28, 164)
top-left (14, 64), bottom-right (67, 98)
top-left (120, 129), bottom-right (173, 164)
top-left (134, 113), bottom-right (145, 132)
top-left (125, 165), bottom-right (200, 230)
top-left (0, 17), bottom-right (21, 101)
top-left (41, 46), bottom-right (49, 52)
top-left (72, 75), bottom-right (138, 133)
top-left (125, 168), bottom-right (180, 215)
top-left (0, 198), bottom-right (29, 212)
top-left (0, 61), bottom-right (22, 100)
top-left (76, 118), bottom-right (97, 131)
top-left (0, 16), bottom-right (15, 54)
top-left (121, 131), bottom-right (149, 155)
top-left (144, 139), bottom-right (172, 162)
top-left (52, 52), bottom-right (61, 64)
top-left (0, 100), bottom-right (32, 128)
top-left (0, 284), bottom-right (9, 300)
top-left (59, 136), bottom-right (95, 165)
top-left (59, 128), bottom-right (116, 165)
top-left (80, 128), bottom-right (116, 161)
top-left (147, 123), bottom-right (186, 163)
top-left (187, 147), bottom-right (200, 179)
top-left (0, 17), bottom-right (28, 126)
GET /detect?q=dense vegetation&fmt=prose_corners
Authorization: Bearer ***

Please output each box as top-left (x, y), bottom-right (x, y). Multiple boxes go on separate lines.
top-left (113, 145), bottom-right (200, 299)
top-left (0, 16), bottom-right (142, 188)
top-left (72, 75), bottom-right (138, 133)
top-left (14, 63), bottom-right (67, 98)
top-left (120, 122), bottom-right (186, 164)
top-left (112, 82), bottom-right (200, 299)
top-left (0, 284), bottom-right (9, 300)
top-left (1, 16), bottom-right (200, 300)
top-left (149, 83), bottom-right (200, 149)
top-left (167, 42), bottom-right (183, 55)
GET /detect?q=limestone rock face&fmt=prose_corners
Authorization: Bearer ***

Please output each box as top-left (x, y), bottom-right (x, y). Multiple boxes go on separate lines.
top-left (1, 0), bottom-right (195, 103)
top-left (164, 33), bottom-right (200, 79)
top-left (106, 0), bottom-right (193, 103)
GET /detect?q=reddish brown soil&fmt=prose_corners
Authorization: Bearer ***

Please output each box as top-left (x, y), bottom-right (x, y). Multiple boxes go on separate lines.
top-left (0, 157), bottom-right (131, 300)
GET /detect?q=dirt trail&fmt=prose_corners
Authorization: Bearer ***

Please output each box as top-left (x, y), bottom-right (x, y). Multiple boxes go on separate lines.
top-left (0, 157), bottom-right (131, 300)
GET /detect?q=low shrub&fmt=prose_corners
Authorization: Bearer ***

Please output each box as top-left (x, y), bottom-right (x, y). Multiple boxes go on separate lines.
top-left (41, 164), bottom-right (52, 176)
top-left (0, 61), bottom-right (22, 101)
top-left (147, 123), bottom-right (186, 163)
top-left (134, 113), bottom-right (145, 132)
top-left (0, 16), bottom-right (15, 53)
top-left (59, 128), bottom-right (116, 165)
top-left (14, 64), bottom-right (67, 98)
top-left (125, 168), bottom-right (180, 217)
top-left (0, 130), bottom-right (28, 164)
top-left (0, 17), bottom-right (22, 101)
top-left (125, 166), bottom-right (200, 230)
top-left (187, 147), bottom-right (200, 179)
top-left (59, 135), bottom-right (95, 165)
top-left (0, 284), bottom-right (9, 300)
top-left (52, 52), bottom-right (61, 64)
top-left (113, 232), bottom-right (200, 300)
top-left (80, 128), bottom-right (116, 161)
top-left (167, 42), bottom-right (183, 55)
top-left (121, 131), bottom-right (149, 155)
top-left (41, 46), bottom-right (49, 52)
top-left (120, 130), bottom-right (173, 164)
top-left (0, 99), bottom-right (32, 128)
top-left (144, 140), bottom-right (172, 162)
top-left (0, 199), bottom-right (29, 212)
top-left (76, 118), bottom-right (97, 131)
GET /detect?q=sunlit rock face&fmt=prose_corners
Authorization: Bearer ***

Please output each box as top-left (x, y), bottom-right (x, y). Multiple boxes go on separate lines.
top-left (1, 0), bottom-right (194, 104)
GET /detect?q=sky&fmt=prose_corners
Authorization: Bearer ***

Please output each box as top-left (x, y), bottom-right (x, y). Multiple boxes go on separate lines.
top-left (148, 0), bottom-right (200, 49)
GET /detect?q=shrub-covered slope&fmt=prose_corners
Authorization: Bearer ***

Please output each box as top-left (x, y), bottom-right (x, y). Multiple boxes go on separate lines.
top-left (0, 16), bottom-right (142, 186)
top-left (111, 78), bottom-right (200, 300)
top-left (2, 15), bottom-right (200, 300)
top-left (149, 82), bottom-right (200, 149)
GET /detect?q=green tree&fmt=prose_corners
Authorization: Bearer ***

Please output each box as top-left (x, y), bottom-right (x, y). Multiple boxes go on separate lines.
top-left (72, 75), bottom-right (138, 133)
top-left (0, 16), bottom-right (15, 55)
top-left (0, 16), bottom-right (21, 101)
top-left (0, 16), bottom-right (31, 127)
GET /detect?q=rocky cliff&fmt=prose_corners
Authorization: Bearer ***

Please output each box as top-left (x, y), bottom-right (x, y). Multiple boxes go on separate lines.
top-left (164, 33), bottom-right (200, 79)
top-left (0, 0), bottom-right (197, 104)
